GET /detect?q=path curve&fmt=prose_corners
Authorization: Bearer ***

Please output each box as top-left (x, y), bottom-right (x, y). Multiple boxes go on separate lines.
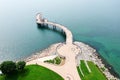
top-left (27, 13), bottom-right (81, 80)
top-left (36, 13), bottom-right (73, 44)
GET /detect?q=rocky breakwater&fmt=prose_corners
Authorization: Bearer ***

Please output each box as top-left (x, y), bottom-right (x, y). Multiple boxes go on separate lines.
top-left (74, 41), bottom-right (119, 80)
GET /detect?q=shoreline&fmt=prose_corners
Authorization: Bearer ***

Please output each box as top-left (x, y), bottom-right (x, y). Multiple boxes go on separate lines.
top-left (24, 43), bottom-right (62, 62)
top-left (26, 13), bottom-right (119, 79)
top-left (79, 41), bottom-right (120, 78)
top-left (92, 50), bottom-right (120, 79)
top-left (24, 41), bottom-right (119, 79)
top-left (74, 41), bottom-right (119, 79)
top-left (95, 53), bottom-right (120, 79)
top-left (96, 52), bottom-right (120, 78)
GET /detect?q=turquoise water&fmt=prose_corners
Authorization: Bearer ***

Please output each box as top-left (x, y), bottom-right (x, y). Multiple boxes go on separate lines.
top-left (0, 0), bottom-right (120, 77)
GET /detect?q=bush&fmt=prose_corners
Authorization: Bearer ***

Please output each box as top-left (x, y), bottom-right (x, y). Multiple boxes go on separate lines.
top-left (16, 61), bottom-right (26, 71)
top-left (0, 61), bottom-right (16, 75)
top-left (44, 60), bottom-right (54, 63)
top-left (44, 57), bottom-right (61, 65)
top-left (0, 61), bottom-right (26, 75)
top-left (55, 57), bottom-right (61, 64)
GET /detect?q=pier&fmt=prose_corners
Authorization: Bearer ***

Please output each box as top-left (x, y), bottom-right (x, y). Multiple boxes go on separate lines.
top-left (36, 13), bottom-right (73, 45)
top-left (28, 13), bottom-right (81, 80)
top-left (26, 13), bottom-right (118, 80)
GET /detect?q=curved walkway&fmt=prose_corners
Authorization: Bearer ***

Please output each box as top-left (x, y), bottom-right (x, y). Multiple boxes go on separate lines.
top-left (36, 13), bottom-right (73, 44)
top-left (28, 14), bottom-right (119, 80)
top-left (27, 13), bottom-right (81, 80)
top-left (27, 44), bottom-right (81, 80)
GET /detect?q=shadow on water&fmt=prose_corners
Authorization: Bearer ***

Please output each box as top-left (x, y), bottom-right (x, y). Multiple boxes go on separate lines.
top-left (37, 23), bottom-right (66, 40)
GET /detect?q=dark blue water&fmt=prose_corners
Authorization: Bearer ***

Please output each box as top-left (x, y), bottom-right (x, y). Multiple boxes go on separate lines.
top-left (0, 0), bottom-right (120, 76)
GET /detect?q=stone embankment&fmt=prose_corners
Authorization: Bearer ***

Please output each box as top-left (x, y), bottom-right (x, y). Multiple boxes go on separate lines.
top-left (25, 41), bottom-right (119, 80)
top-left (25, 43), bottom-right (61, 62)
top-left (74, 41), bottom-right (119, 80)
top-left (26, 13), bottom-right (119, 80)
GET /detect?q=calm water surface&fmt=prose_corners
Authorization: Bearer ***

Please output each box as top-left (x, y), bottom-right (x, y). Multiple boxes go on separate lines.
top-left (0, 0), bottom-right (120, 76)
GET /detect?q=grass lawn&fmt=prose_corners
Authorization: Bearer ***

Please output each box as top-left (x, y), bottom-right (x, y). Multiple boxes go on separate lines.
top-left (0, 64), bottom-right (64, 80)
top-left (77, 60), bottom-right (107, 80)
top-left (80, 60), bottom-right (89, 75)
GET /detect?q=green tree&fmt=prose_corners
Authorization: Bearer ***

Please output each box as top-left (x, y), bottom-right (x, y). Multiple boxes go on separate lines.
top-left (0, 61), bottom-right (16, 75)
top-left (16, 61), bottom-right (26, 71)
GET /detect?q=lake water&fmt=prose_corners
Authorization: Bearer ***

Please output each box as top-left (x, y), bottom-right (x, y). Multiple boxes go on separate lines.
top-left (0, 0), bottom-right (120, 77)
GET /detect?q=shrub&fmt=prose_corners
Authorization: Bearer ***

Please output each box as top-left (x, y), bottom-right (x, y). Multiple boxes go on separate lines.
top-left (16, 61), bottom-right (26, 71)
top-left (44, 57), bottom-right (61, 65)
top-left (0, 61), bottom-right (16, 75)
top-left (55, 57), bottom-right (61, 64)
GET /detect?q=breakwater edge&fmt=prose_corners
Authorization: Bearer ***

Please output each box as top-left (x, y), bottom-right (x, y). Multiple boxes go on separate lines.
top-left (24, 13), bottom-right (119, 80)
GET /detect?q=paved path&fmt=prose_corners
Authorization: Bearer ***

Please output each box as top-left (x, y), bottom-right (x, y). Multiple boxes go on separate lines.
top-left (36, 13), bottom-right (73, 44)
top-left (37, 55), bottom-right (58, 62)
top-left (28, 15), bottom-right (119, 80)
top-left (27, 13), bottom-right (81, 80)
top-left (27, 44), bottom-right (81, 80)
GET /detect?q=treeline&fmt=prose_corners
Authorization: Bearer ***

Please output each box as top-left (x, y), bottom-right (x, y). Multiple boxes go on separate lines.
top-left (0, 61), bottom-right (26, 75)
